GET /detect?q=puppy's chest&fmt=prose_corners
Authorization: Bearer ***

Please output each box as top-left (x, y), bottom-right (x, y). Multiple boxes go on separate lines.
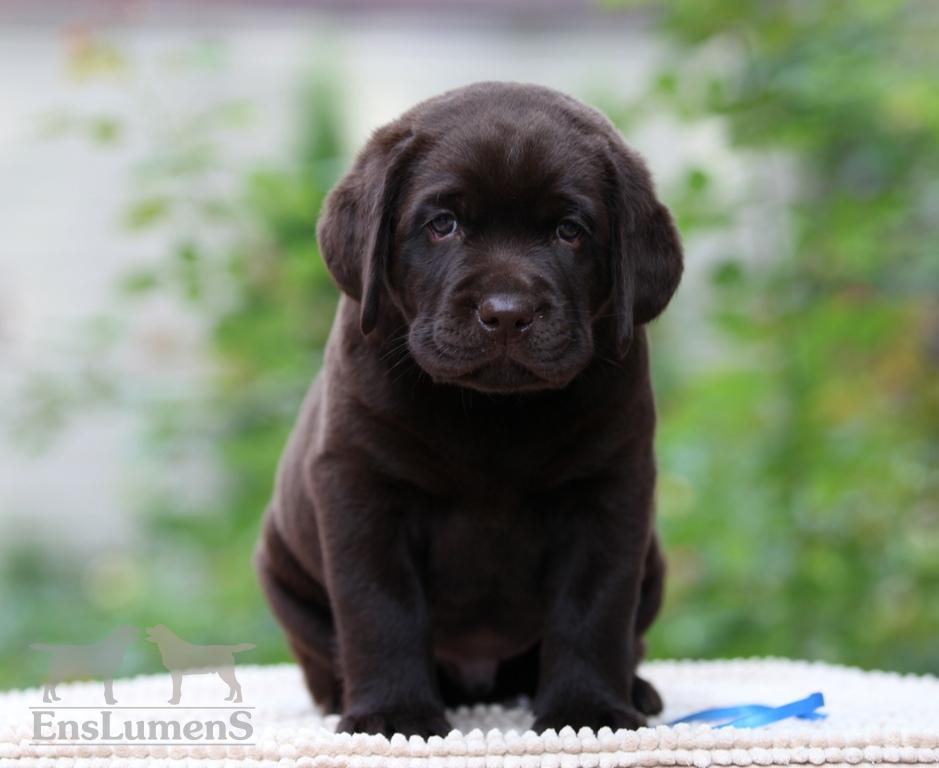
top-left (422, 501), bottom-right (550, 616)
top-left (420, 432), bottom-right (580, 496)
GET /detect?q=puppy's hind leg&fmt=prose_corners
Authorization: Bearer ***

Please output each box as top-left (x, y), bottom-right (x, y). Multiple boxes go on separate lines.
top-left (632, 535), bottom-right (665, 717)
top-left (288, 638), bottom-right (341, 712)
top-left (632, 674), bottom-right (663, 717)
top-left (256, 518), bottom-right (342, 713)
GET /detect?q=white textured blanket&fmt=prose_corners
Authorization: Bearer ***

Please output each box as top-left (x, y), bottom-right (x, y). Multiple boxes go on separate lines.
top-left (2, 659), bottom-right (937, 767)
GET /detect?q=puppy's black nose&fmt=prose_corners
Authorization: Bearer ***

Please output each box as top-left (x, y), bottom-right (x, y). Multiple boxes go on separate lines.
top-left (477, 294), bottom-right (535, 334)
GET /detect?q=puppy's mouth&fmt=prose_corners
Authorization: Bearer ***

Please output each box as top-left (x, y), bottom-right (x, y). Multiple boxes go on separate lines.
top-left (408, 325), bottom-right (588, 394)
top-left (449, 359), bottom-right (555, 393)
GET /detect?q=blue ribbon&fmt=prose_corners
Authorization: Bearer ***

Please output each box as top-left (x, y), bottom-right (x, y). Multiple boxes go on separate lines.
top-left (668, 692), bottom-right (826, 728)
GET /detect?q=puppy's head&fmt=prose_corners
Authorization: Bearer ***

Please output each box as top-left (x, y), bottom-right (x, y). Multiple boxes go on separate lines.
top-left (317, 82), bottom-right (682, 393)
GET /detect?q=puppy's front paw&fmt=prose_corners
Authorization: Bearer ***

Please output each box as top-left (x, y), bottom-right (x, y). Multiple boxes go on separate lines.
top-left (534, 703), bottom-right (646, 732)
top-left (337, 708), bottom-right (451, 738)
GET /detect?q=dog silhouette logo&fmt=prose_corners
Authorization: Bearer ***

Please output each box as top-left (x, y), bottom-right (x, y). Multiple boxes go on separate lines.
top-left (30, 625), bottom-right (138, 704)
top-left (146, 625), bottom-right (255, 704)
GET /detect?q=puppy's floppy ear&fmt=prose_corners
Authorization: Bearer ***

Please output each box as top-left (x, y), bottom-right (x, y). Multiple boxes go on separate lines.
top-left (316, 122), bottom-right (418, 335)
top-left (606, 138), bottom-right (683, 353)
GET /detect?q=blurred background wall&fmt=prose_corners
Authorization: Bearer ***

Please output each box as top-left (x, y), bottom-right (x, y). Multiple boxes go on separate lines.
top-left (1, 0), bottom-right (937, 687)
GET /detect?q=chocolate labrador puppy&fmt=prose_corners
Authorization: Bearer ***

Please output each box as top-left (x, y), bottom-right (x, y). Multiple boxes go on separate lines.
top-left (256, 82), bottom-right (682, 737)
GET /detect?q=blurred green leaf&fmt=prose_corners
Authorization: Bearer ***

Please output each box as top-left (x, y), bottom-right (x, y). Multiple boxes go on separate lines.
top-left (118, 269), bottom-right (160, 295)
top-left (123, 196), bottom-right (171, 230)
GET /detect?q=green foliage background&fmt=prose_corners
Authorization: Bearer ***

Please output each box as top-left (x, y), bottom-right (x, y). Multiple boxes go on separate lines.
top-left (2, 2), bottom-right (937, 687)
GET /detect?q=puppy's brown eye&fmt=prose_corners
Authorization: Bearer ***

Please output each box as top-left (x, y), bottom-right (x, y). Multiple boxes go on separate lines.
top-left (428, 213), bottom-right (458, 239)
top-left (556, 219), bottom-right (583, 243)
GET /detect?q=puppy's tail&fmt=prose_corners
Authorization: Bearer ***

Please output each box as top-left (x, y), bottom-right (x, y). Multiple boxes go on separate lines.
top-left (228, 643), bottom-right (255, 653)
